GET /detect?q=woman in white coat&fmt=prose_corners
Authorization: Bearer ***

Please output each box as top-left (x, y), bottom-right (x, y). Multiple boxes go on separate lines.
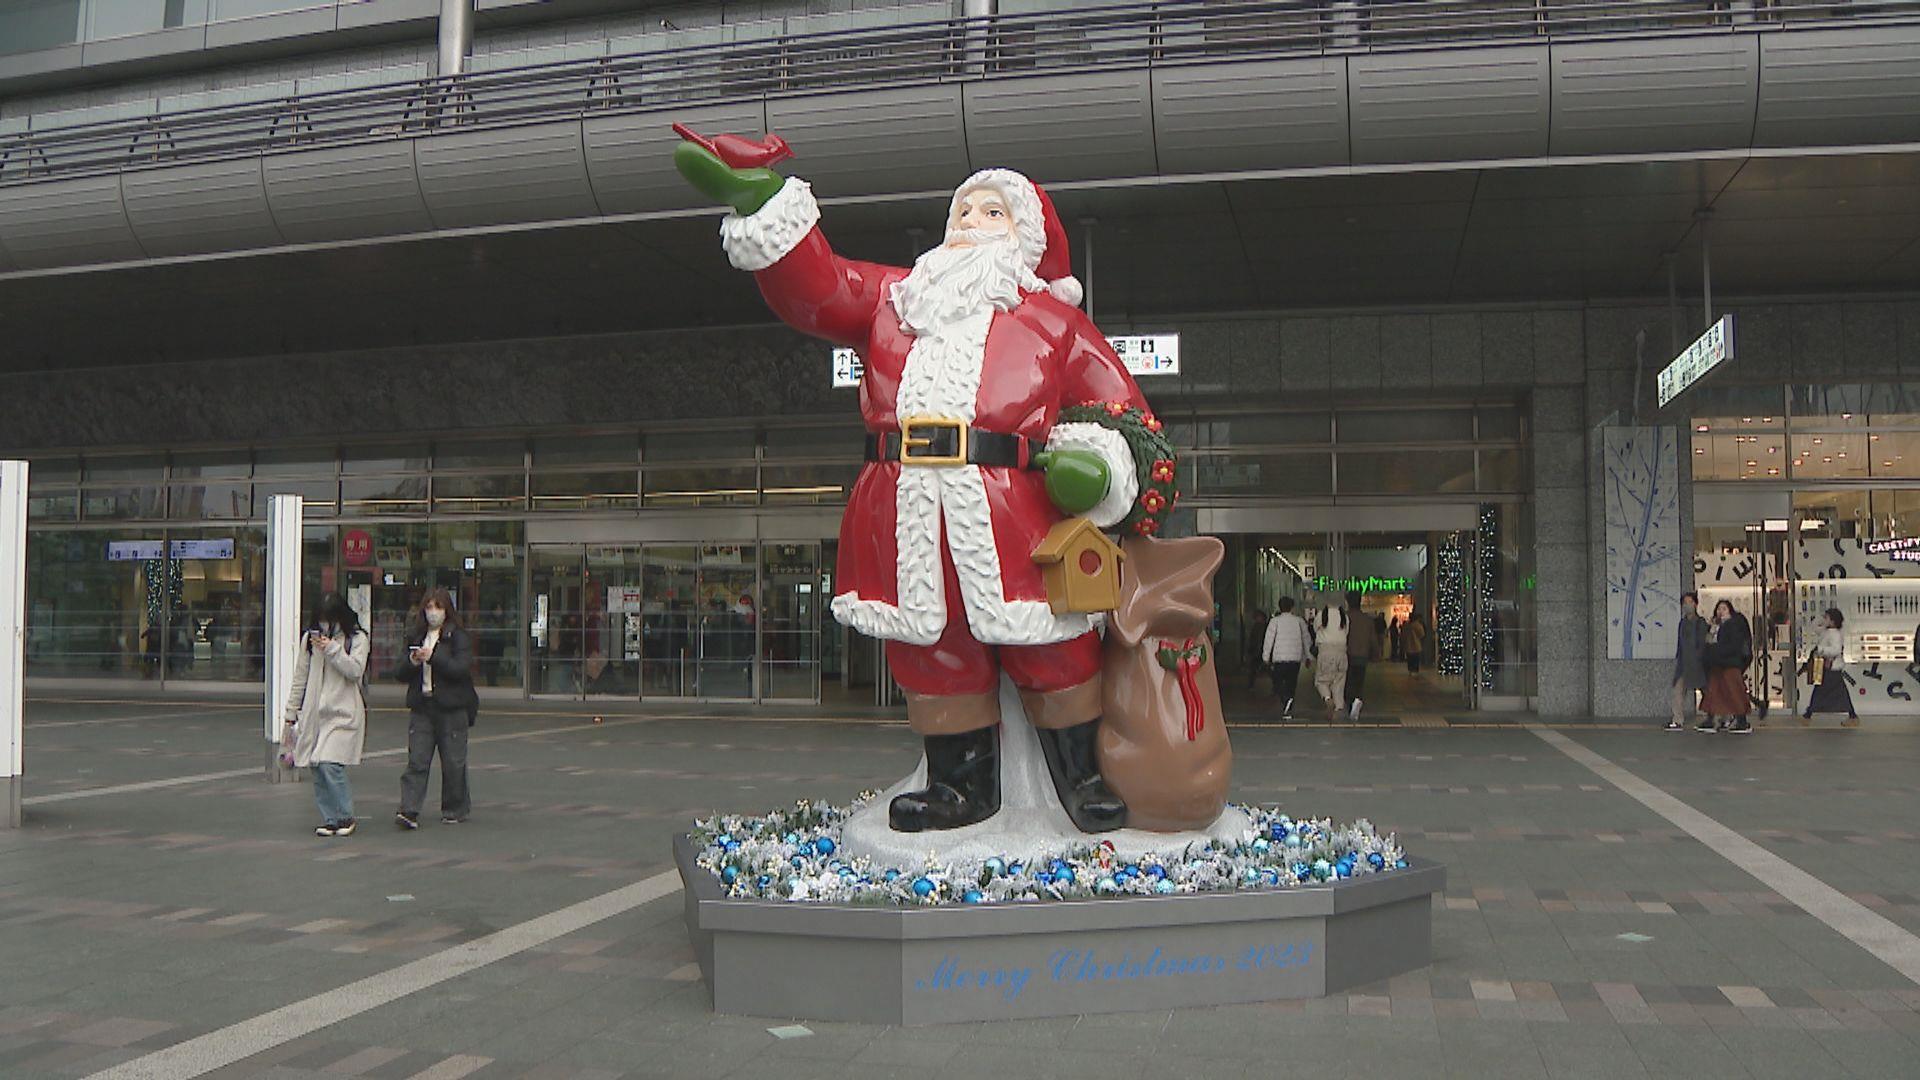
top-left (284, 593), bottom-right (371, 836)
top-left (1312, 602), bottom-right (1350, 721)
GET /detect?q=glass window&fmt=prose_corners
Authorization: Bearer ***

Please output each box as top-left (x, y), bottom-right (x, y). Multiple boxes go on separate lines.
top-left (166, 527), bottom-right (265, 683)
top-left (168, 482), bottom-right (251, 519)
top-left (1338, 408), bottom-right (1474, 444)
top-left (344, 521), bottom-right (523, 688)
top-left (83, 454), bottom-right (164, 482)
top-left (432, 474), bottom-right (525, 513)
top-left (1477, 406), bottom-right (1524, 440)
top-left (169, 452), bottom-right (250, 479)
top-left (92, 0), bottom-right (209, 38)
top-left (2, 0), bottom-right (83, 56)
top-left (433, 438), bottom-right (525, 470)
top-left (28, 493), bottom-right (78, 522)
top-left (28, 458), bottom-right (81, 486)
top-left (1338, 450), bottom-right (1476, 495)
top-left (342, 443), bottom-right (430, 475)
top-left (81, 486), bottom-right (165, 520)
top-left (24, 529), bottom-right (152, 679)
top-left (643, 466), bottom-right (757, 506)
top-left (1477, 449), bottom-right (1526, 493)
top-left (254, 447), bottom-right (337, 478)
top-left (1191, 413), bottom-right (1330, 448)
top-left (1187, 452), bottom-right (1332, 497)
top-left (646, 429), bottom-right (755, 463)
top-left (1789, 382), bottom-right (1920, 426)
top-left (533, 433), bottom-right (638, 467)
top-left (1694, 429), bottom-right (1786, 482)
top-left (340, 477), bottom-right (427, 515)
top-left (531, 470), bottom-right (639, 511)
top-left (1690, 385), bottom-right (1786, 425)
top-left (255, 479), bottom-right (339, 517)
top-left (1793, 490), bottom-right (1872, 540)
top-left (1790, 432), bottom-right (1869, 481)
top-left (1868, 431), bottom-right (1920, 479)
top-left (763, 424), bottom-right (864, 459)
top-left (762, 463), bottom-right (857, 505)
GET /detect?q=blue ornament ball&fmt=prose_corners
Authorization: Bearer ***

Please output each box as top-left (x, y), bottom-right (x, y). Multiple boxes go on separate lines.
top-left (911, 877), bottom-right (935, 897)
top-left (783, 832), bottom-right (800, 845)
top-left (722, 839), bottom-right (739, 852)
top-left (984, 857), bottom-right (1005, 876)
top-left (1035, 871), bottom-right (1055, 886)
top-left (1146, 864), bottom-right (1167, 880)
top-left (1368, 852), bottom-right (1386, 870)
top-left (815, 837), bottom-right (836, 856)
top-left (721, 866), bottom-right (739, 885)
top-left (1252, 837), bottom-right (1271, 853)
top-left (1097, 877), bottom-right (1119, 893)
top-left (1154, 879), bottom-right (1177, 895)
top-left (1292, 862), bottom-right (1310, 879)
top-left (963, 889), bottom-right (985, 904)
top-left (1269, 823), bottom-right (1288, 841)
top-left (1336, 862), bottom-right (1352, 879)
top-left (1394, 859), bottom-right (1409, 869)
top-left (884, 869), bottom-right (901, 883)
top-left (1008, 862), bottom-right (1025, 877)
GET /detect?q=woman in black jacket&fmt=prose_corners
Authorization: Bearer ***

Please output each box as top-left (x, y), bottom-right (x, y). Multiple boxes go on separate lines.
top-left (1698, 600), bottom-right (1754, 734)
top-left (396, 587), bottom-right (478, 828)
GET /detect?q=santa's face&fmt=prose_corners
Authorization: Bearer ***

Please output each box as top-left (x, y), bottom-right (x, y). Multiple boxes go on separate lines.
top-left (947, 189), bottom-right (1016, 248)
top-left (890, 196), bottom-right (1041, 335)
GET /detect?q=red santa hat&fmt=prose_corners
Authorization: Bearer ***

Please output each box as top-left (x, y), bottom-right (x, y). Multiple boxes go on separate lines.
top-left (949, 168), bottom-right (1084, 308)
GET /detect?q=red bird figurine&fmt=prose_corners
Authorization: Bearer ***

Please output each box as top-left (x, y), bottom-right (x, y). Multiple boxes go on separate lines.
top-left (672, 123), bottom-right (794, 170)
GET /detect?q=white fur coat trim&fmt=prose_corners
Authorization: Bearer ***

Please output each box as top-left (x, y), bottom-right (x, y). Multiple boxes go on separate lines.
top-left (719, 177), bottom-right (820, 272)
top-left (1043, 421), bottom-right (1139, 530)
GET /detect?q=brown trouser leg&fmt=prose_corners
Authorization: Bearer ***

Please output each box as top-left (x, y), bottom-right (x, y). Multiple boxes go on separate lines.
top-left (905, 690), bottom-right (1000, 736)
top-left (1018, 675), bottom-right (1102, 732)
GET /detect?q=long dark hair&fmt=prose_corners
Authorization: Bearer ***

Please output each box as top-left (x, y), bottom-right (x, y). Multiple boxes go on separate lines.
top-left (410, 586), bottom-right (464, 640)
top-left (306, 592), bottom-right (362, 649)
top-left (1824, 607), bottom-right (1845, 629)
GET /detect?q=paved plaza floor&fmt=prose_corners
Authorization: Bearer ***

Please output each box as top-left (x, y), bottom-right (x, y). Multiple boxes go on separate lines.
top-left (2, 695), bottom-right (1918, 1079)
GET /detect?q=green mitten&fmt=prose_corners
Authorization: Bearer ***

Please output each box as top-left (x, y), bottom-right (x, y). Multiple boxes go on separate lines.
top-left (673, 142), bottom-right (787, 217)
top-left (1030, 449), bottom-right (1111, 517)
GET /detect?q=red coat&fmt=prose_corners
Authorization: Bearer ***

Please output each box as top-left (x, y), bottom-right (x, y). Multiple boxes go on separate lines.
top-left (725, 179), bottom-right (1148, 647)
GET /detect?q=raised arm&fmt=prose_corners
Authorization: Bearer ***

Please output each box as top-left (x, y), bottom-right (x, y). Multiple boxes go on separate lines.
top-left (676, 140), bottom-right (897, 349)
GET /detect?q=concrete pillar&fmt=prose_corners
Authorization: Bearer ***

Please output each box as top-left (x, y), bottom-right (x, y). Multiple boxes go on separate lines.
top-left (438, 0), bottom-right (475, 77)
top-left (962, 0), bottom-right (995, 76)
top-left (0, 461), bottom-right (23, 827)
top-left (265, 494), bottom-right (303, 782)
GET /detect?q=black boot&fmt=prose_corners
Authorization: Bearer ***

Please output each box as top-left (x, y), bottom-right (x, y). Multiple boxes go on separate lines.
top-left (1037, 719), bottom-right (1127, 833)
top-left (889, 727), bottom-right (1000, 832)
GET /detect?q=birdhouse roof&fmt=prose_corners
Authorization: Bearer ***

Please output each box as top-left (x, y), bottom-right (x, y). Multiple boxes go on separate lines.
top-left (1032, 517), bottom-right (1123, 563)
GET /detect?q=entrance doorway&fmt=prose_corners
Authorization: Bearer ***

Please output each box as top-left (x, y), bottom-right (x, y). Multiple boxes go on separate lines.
top-left (527, 541), bottom-right (822, 702)
top-left (1211, 505), bottom-right (1532, 717)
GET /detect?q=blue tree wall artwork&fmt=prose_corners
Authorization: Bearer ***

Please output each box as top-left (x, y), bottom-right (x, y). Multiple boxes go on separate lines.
top-left (1604, 426), bottom-right (1681, 660)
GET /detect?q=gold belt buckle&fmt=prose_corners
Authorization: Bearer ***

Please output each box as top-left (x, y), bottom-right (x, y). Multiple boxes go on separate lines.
top-left (898, 417), bottom-right (968, 467)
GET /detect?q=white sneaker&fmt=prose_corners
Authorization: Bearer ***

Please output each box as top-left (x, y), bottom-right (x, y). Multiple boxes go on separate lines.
top-left (1350, 699), bottom-right (1363, 720)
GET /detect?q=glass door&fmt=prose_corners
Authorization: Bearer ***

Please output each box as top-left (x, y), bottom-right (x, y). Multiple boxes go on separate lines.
top-left (639, 546), bottom-right (698, 698)
top-left (761, 543), bottom-right (821, 701)
top-left (529, 546), bottom-right (585, 696)
top-left (695, 544), bottom-right (756, 699)
top-left (584, 546), bottom-right (644, 698)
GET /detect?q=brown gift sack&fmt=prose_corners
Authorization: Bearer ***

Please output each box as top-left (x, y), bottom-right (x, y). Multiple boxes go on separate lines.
top-left (1097, 534), bottom-right (1232, 833)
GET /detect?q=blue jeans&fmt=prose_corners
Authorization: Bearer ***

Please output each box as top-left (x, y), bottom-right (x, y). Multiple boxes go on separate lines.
top-left (312, 762), bottom-right (354, 824)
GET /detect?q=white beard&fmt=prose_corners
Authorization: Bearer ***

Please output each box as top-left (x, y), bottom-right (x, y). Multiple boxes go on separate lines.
top-left (889, 231), bottom-right (1042, 337)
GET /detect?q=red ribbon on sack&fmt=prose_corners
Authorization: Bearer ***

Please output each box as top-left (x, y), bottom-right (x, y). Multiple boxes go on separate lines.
top-left (1155, 637), bottom-right (1210, 740)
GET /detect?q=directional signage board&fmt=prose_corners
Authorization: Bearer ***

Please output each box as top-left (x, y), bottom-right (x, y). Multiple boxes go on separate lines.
top-left (831, 334), bottom-right (1180, 385)
top-left (1657, 315), bottom-right (1735, 408)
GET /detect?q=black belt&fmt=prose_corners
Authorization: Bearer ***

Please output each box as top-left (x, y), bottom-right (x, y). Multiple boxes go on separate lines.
top-left (865, 419), bottom-right (1035, 468)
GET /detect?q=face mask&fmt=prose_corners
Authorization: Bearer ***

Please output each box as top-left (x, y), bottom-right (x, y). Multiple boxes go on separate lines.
top-left (425, 609), bottom-right (446, 629)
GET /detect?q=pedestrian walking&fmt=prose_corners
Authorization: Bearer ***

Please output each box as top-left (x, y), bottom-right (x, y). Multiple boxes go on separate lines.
top-left (396, 588), bottom-right (478, 828)
top-left (1667, 591), bottom-right (1708, 731)
top-left (1403, 613), bottom-right (1428, 675)
top-left (1800, 608), bottom-right (1859, 727)
top-left (1343, 590), bottom-right (1379, 720)
top-left (1699, 600), bottom-right (1754, 734)
top-left (283, 592), bottom-right (369, 837)
top-left (1312, 601), bottom-right (1350, 721)
top-left (1261, 597), bottom-right (1312, 719)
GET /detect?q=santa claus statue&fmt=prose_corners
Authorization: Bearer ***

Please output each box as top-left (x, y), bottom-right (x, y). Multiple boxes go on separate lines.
top-left (676, 134), bottom-right (1167, 835)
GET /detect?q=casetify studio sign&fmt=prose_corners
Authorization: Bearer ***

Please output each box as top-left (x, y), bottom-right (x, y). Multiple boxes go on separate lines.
top-left (1656, 315), bottom-right (1735, 408)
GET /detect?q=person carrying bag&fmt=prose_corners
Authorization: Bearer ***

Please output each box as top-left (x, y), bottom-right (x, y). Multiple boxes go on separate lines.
top-left (284, 592), bottom-right (370, 837)
top-left (1800, 607), bottom-right (1859, 727)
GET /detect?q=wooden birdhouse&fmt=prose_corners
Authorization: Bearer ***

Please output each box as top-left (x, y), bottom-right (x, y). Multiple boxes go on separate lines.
top-left (1032, 517), bottom-right (1125, 614)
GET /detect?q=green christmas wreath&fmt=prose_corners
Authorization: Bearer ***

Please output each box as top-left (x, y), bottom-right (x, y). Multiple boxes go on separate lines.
top-left (1057, 400), bottom-right (1180, 536)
